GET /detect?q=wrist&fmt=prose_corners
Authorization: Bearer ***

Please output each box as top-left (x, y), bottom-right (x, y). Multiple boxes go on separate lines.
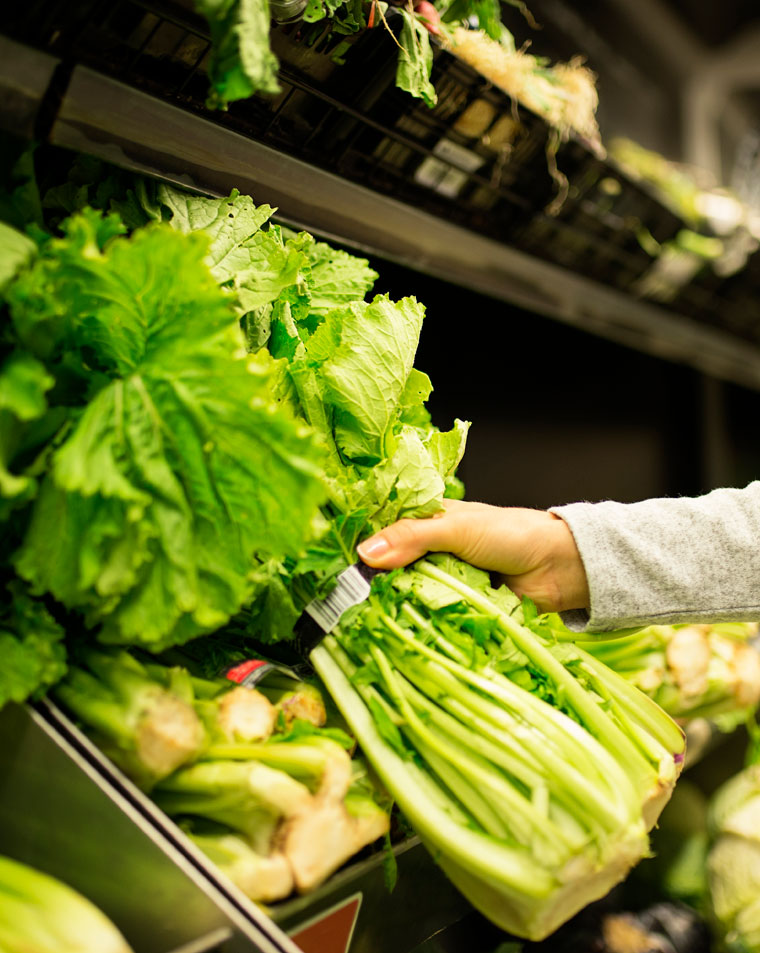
top-left (546, 513), bottom-right (589, 613)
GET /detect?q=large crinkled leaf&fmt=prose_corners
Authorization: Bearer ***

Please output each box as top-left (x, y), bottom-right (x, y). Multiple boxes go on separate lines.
top-left (234, 232), bottom-right (307, 313)
top-left (193, 0), bottom-right (280, 108)
top-left (396, 10), bottom-right (437, 108)
top-left (300, 236), bottom-right (378, 316)
top-left (10, 214), bottom-right (326, 649)
top-left (311, 295), bottom-right (425, 463)
top-left (158, 186), bottom-right (306, 315)
top-left (0, 584), bottom-right (67, 706)
top-left (156, 186), bottom-right (274, 277)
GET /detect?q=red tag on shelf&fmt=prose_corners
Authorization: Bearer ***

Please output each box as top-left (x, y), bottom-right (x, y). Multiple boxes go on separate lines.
top-left (223, 659), bottom-right (274, 687)
top-left (290, 893), bottom-right (362, 953)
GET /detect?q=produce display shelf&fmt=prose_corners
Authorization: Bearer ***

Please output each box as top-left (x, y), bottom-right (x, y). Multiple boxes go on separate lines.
top-left (7, 697), bottom-right (474, 953)
top-left (3, 32), bottom-right (760, 392)
top-left (0, 701), bottom-right (294, 953)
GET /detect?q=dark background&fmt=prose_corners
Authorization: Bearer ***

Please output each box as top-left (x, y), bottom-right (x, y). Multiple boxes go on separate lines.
top-left (368, 253), bottom-right (760, 510)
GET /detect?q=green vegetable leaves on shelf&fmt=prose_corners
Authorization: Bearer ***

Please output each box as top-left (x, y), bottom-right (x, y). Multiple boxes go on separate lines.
top-left (396, 9), bottom-right (437, 108)
top-left (0, 584), bottom-right (67, 709)
top-left (3, 207), bottom-right (327, 652)
top-left (194, 0), bottom-right (280, 109)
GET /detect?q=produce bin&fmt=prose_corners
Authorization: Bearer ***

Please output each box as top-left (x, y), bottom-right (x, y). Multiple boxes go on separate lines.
top-left (10, 699), bottom-right (473, 953)
top-left (0, 701), bottom-right (294, 953)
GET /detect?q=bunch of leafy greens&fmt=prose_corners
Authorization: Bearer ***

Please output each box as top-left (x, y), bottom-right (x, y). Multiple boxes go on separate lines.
top-left (0, 144), bottom-right (327, 704)
top-left (311, 559), bottom-right (685, 940)
top-left (87, 174), bottom-right (468, 645)
top-left (99, 177), bottom-right (685, 939)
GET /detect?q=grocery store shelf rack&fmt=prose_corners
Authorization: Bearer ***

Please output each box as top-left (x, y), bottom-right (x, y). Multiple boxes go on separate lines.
top-left (23, 697), bottom-right (473, 953)
top-left (3, 32), bottom-right (760, 390)
top-left (0, 701), bottom-right (299, 953)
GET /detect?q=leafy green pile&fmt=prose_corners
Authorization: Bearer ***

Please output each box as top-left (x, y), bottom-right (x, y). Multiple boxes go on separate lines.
top-left (83, 176), bottom-right (465, 646)
top-left (0, 147), bottom-right (328, 702)
top-left (132, 180), bottom-right (685, 939)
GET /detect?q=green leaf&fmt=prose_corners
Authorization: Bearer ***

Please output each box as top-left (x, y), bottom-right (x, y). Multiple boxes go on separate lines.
top-left (0, 222), bottom-right (37, 290)
top-left (396, 10), bottom-right (437, 108)
top-left (369, 426), bottom-right (446, 524)
top-left (157, 186), bottom-right (274, 274)
top-left (303, 0), bottom-right (326, 18)
top-left (241, 559), bottom-right (304, 644)
top-left (158, 186), bottom-right (308, 315)
top-left (194, 0), bottom-right (281, 108)
top-left (382, 828), bottom-right (398, 892)
top-left (0, 136), bottom-right (43, 232)
top-left (0, 351), bottom-right (54, 424)
top-left (0, 351), bottom-right (55, 507)
top-left (298, 235), bottom-right (378, 317)
top-left (0, 583), bottom-right (67, 707)
top-left (426, 419), bottom-right (469, 480)
top-left (11, 214), bottom-right (326, 650)
top-left (278, 717), bottom-right (354, 749)
top-left (316, 295), bottom-right (426, 463)
top-left (399, 368), bottom-right (433, 428)
top-left (472, 0), bottom-right (502, 39)
top-left (368, 695), bottom-right (409, 758)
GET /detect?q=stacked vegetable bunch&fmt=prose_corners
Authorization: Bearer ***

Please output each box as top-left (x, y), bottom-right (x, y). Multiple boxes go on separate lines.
top-left (0, 146), bottom-right (685, 939)
top-left (629, 735), bottom-right (760, 953)
top-left (580, 622), bottom-right (760, 732)
top-left (706, 759), bottom-right (760, 952)
top-left (56, 648), bottom-right (389, 902)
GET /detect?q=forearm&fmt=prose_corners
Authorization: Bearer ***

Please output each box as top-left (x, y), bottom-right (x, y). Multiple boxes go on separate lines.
top-left (552, 481), bottom-right (760, 632)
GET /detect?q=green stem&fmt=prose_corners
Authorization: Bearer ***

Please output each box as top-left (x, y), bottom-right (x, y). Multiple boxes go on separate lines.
top-left (415, 561), bottom-right (658, 791)
top-left (312, 639), bottom-right (558, 899)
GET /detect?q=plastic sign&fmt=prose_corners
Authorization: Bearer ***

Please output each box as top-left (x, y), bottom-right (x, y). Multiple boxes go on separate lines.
top-left (289, 893), bottom-right (362, 953)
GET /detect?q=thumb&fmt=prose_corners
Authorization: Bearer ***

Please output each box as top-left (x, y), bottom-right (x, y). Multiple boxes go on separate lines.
top-left (357, 513), bottom-right (453, 569)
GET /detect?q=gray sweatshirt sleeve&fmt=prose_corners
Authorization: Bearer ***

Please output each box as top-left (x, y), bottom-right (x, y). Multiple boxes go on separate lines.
top-left (549, 482), bottom-right (760, 632)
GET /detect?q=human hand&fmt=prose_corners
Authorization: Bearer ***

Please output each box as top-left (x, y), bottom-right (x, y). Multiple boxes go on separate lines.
top-left (356, 499), bottom-right (589, 614)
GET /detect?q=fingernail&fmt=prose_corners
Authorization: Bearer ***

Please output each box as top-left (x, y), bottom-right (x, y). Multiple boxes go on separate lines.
top-left (357, 536), bottom-right (390, 560)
